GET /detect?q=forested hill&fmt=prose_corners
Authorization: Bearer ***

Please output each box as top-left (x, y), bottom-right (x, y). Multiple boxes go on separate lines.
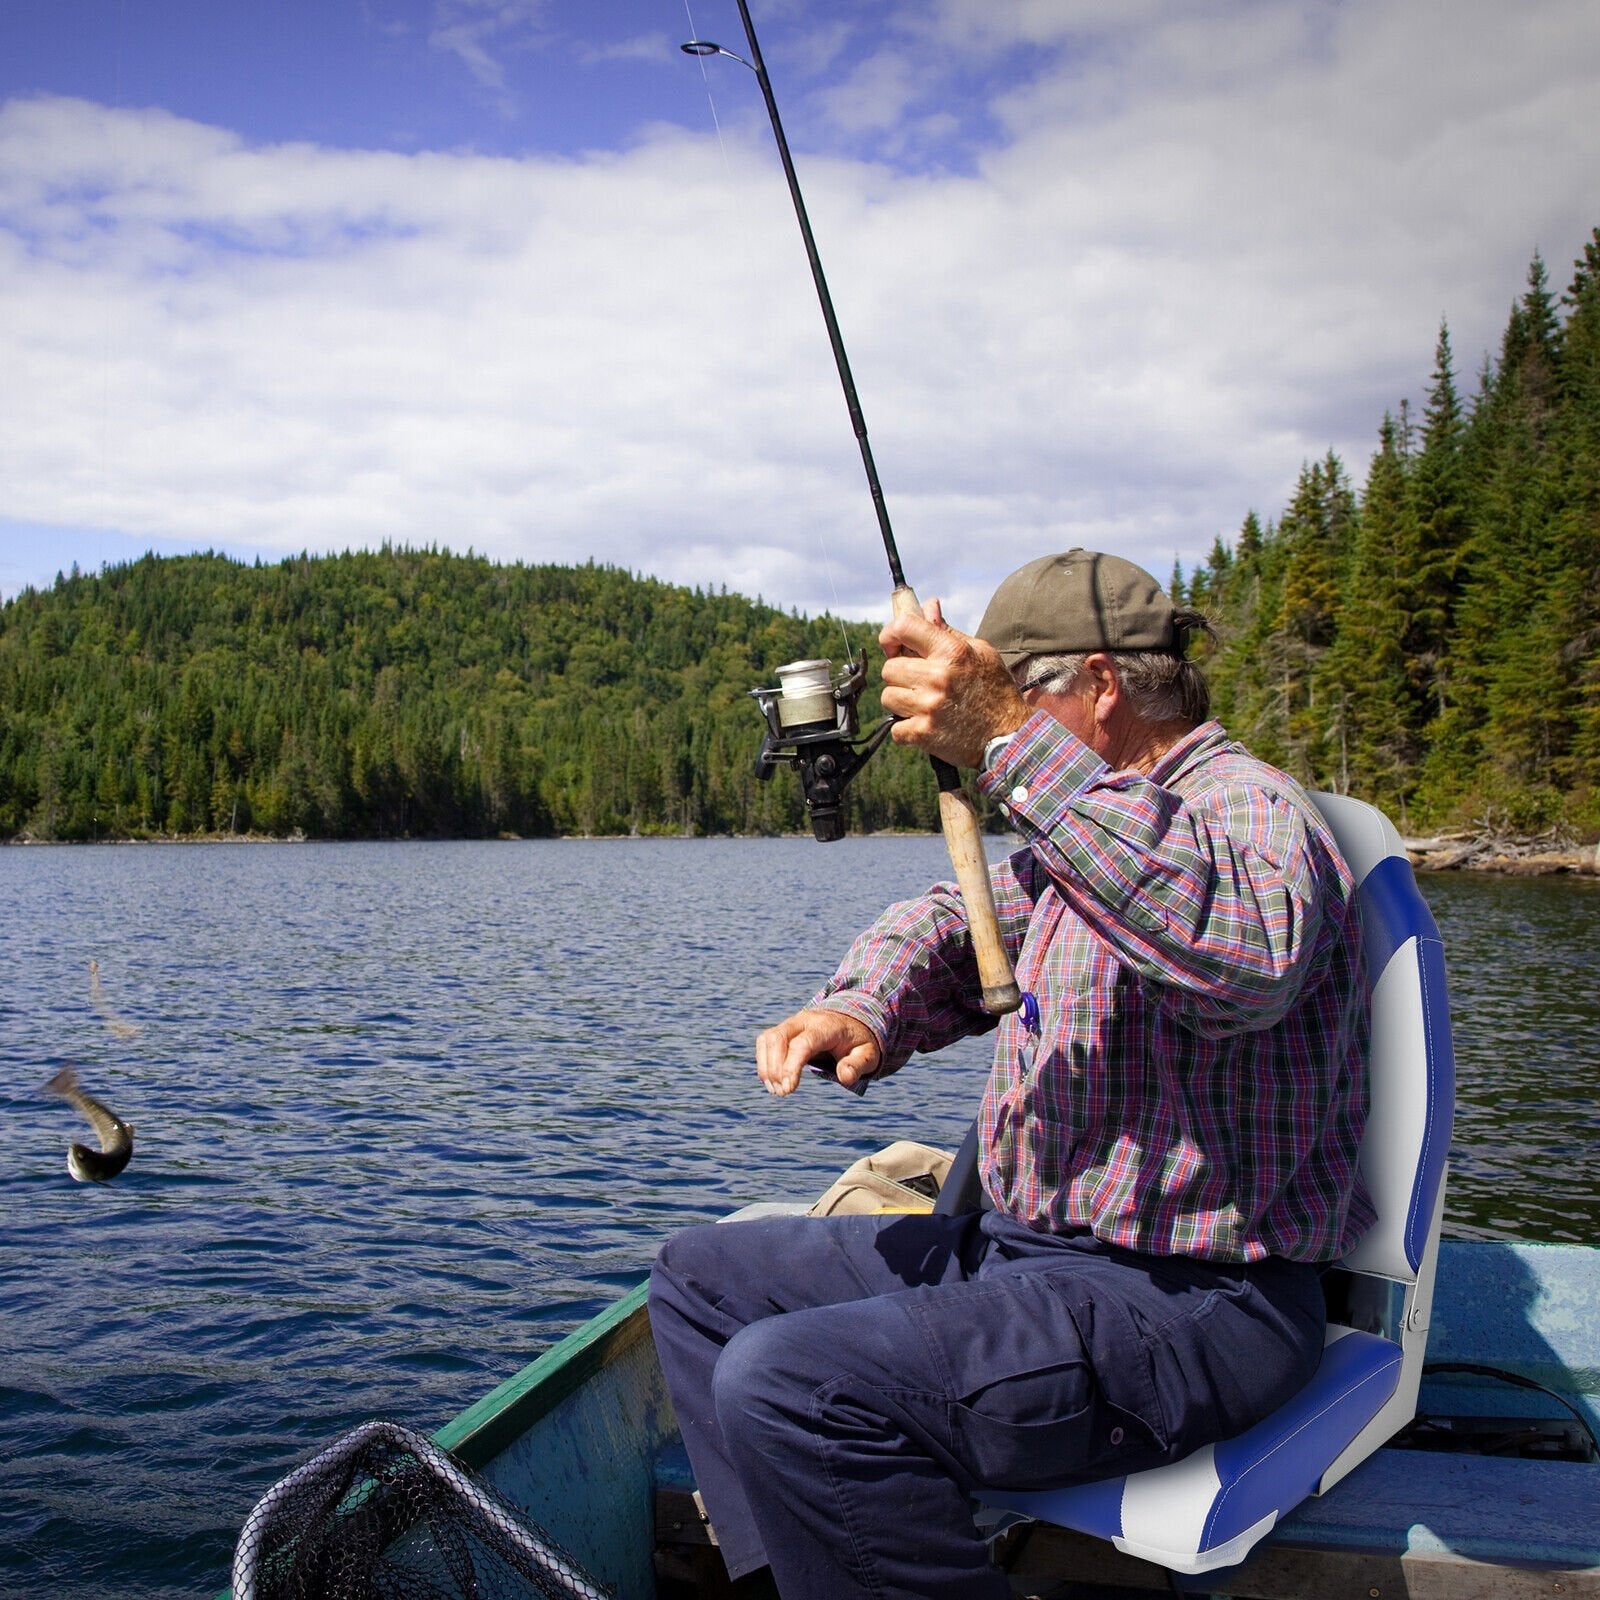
top-left (1178, 228), bottom-right (1600, 840)
top-left (0, 551), bottom-right (941, 841)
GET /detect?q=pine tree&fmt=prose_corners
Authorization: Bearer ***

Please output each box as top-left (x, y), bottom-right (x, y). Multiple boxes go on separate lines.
top-left (1435, 252), bottom-right (1568, 826)
top-left (1408, 324), bottom-right (1467, 724)
top-left (0, 552), bottom-right (896, 840)
top-left (1206, 510), bottom-right (1291, 767)
top-left (1549, 227), bottom-right (1600, 825)
top-left (1273, 454), bottom-right (1358, 780)
top-left (1320, 416), bottom-right (1416, 809)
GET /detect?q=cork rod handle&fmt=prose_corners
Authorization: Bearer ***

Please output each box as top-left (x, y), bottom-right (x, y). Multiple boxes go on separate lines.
top-left (891, 584), bottom-right (1023, 1015)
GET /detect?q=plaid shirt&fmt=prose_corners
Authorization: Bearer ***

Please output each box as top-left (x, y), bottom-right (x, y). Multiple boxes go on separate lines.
top-left (814, 713), bottom-right (1375, 1263)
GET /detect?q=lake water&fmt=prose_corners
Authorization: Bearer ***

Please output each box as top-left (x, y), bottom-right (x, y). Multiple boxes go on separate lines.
top-left (1, 838), bottom-right (1597, 1600)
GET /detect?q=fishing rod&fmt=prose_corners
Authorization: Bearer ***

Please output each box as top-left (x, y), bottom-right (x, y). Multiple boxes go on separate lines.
top-left (683, 2), bottom-right (1021, 1016)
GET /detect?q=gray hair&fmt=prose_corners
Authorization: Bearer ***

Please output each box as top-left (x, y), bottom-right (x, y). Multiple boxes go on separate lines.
top-left (1017, 609), bottom-right (1214, 724)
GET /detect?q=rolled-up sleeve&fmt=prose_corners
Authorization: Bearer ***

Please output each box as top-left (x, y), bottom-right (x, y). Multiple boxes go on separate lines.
top-left (979, 712), bottom-right (1328, 1034)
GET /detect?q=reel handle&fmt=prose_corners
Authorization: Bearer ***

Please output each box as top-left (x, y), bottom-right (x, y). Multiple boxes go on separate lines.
top-left (891, 585), bottom-right (1023, 1016)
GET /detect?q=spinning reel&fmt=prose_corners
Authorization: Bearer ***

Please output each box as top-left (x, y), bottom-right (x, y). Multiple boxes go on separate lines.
top-left (750, 657), bottom-right (893, 842)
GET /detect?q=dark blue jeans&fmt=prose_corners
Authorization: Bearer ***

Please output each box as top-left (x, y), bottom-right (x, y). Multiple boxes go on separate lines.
top-left (647, 1209), bottom-right (1324, 1600)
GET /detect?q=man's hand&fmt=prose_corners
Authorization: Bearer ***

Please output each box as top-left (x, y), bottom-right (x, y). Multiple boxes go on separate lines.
top-left (879, 598), bottom-right (1028, 768)
top-left (755, 1008), bottom-right (882, 1098)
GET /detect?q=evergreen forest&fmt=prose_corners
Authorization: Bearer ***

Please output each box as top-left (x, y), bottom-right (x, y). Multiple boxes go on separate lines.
top-left (0, 552), bottom-right (940, 841)
top-left (1179, 231), bottom-right (1600, 839)
top-left (2, 228), bottom-right (1598, 844)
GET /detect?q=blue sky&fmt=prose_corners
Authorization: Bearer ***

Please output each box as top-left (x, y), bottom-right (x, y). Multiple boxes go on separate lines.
top-left (5, 1), bottom-right (706, 156)
top-left (3, 0), bottom-right (1599, 625)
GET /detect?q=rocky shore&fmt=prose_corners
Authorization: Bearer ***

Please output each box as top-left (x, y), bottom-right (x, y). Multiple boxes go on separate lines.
top-left (1402, 833), bottom-right (1600, 876)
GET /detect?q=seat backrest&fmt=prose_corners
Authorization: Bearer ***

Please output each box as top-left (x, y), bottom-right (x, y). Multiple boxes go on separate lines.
top-left (1309, 791), bottom-right (1455, 1487)
top-left (1313, 792), bottom-right (1454, 1283)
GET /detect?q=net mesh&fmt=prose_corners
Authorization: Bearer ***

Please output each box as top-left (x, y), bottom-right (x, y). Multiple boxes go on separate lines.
top-left (231, 1420), bottom-right (614, 1600)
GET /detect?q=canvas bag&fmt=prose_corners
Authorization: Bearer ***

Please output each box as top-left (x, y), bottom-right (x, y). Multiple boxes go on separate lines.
top-left (806, 1140), bottom-right (956, 1217)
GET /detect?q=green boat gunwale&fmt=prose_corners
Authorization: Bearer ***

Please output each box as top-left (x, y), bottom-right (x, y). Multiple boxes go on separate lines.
top-left (433, 1282), bottom-right (652, 1472)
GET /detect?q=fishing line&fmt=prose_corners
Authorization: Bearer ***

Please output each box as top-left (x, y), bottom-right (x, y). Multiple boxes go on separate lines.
top-left (681, 0), bottom-right (849, 650)
top-left (817, 525), bottom-right (854, 660)
top-left (681, 0), bottom-right (731, 171)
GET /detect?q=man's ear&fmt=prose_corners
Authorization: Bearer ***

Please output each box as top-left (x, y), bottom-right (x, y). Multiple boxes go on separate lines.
top-left (1083, 652), bottom-right (1120, 720)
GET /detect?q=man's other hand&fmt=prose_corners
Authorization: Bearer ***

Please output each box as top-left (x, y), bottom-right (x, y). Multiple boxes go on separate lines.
top-left (755, 1008), bottom-right (881, 1098)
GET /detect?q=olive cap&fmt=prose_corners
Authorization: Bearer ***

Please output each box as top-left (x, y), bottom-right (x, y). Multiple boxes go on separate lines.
top-left (976, 548), bottom-right (1177, 667)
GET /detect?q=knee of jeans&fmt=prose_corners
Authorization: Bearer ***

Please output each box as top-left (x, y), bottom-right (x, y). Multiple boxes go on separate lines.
top-left (650, 1224), bottom-right (719, 1298)
top-left (712, 1315), bottom-right (816, 1438)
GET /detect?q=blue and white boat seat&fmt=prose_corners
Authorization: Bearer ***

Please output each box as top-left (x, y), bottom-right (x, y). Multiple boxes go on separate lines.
top-left (972, 791), bottom-right (1456, 1575)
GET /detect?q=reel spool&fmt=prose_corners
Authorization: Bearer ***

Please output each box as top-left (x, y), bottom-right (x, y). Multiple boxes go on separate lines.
top-left (749, 656), bottom-right (893, 841)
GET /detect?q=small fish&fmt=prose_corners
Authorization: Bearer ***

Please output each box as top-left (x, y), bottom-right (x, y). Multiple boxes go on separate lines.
top-left (44, 1066), bottom-right (135, 1183)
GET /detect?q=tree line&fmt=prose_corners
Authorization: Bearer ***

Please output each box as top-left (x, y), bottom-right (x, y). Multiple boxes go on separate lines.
top-left (0, 551), bottom-right (942, 841)
top-left (1182, 227), bottom-right (1600, 838)
top-left (4, 225), bottom-right (1597, 844)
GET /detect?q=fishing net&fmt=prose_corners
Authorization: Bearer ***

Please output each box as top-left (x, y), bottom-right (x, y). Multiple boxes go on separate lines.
top-left (231, 1420), bottom-right (614, 1600)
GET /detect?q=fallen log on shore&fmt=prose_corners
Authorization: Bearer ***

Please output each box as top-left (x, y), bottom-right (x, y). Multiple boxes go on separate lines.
top-left (1400, 830), bottom-right (1600, 875)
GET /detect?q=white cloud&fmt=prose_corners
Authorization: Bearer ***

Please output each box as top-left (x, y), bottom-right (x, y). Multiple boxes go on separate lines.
top-left (576, 33), bottom-right (677, 67)
top-left (3, 0), bottom-right (1599, 629)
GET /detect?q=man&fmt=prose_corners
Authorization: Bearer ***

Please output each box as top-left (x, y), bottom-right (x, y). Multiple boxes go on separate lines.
top-left (649, 549), bottom-right (1373, 1600)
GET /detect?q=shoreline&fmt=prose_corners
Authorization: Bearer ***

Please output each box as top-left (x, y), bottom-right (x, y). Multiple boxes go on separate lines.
top-left (8, 830), bottom-right (1599, 876)
top-left (0, 827), bottom-right (942, 848)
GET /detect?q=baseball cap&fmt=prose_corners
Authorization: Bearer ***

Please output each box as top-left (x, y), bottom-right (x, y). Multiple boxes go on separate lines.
top-left (975, 549), bottom-right (1178, 667)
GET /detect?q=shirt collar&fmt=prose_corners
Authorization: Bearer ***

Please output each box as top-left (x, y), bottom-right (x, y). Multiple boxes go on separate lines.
top-left (1145, 720), bottom-right (1230, 787)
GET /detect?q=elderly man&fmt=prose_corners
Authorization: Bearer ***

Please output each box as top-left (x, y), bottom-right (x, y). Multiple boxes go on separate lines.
top-left (648, 550), bottom-right (1372, 1600)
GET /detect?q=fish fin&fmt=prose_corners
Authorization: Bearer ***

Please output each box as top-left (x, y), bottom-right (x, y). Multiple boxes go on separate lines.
top-left (44, 1066), bottom-right (79, 1097)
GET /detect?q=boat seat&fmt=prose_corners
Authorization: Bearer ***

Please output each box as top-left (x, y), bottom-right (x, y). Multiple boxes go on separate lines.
top-left (961, 791), bottom-right (1456, 1575)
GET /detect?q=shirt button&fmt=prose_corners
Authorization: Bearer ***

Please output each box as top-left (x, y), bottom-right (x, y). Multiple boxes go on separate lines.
top-left (1110, 1426), bottom-right (1125, 1445)
top-left (1009, 785), bottom-right (1029, 806)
